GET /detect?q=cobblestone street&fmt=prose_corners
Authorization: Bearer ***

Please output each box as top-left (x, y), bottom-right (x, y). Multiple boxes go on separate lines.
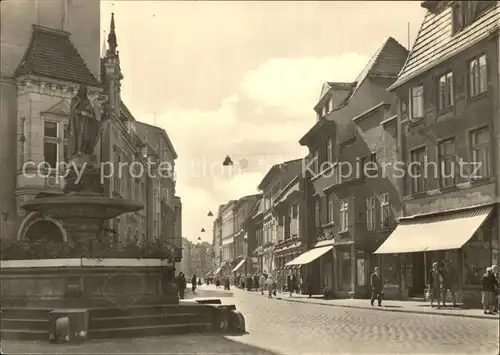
top-left (3, 288), bottom-right (499, 354)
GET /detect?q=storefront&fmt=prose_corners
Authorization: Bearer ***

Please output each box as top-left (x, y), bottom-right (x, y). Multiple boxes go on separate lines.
top-left (285, 239), bottom-right (334, 294)
top-left (374, 204), bottom-right (497, 305)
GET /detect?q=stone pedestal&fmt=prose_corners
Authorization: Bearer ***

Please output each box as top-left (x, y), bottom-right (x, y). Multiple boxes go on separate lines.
top-left (64, 155), bottom-right (103, 196)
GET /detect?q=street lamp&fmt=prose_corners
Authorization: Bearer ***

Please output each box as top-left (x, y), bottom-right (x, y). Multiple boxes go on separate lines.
top-left (222, 155), bottom-right (234, 166)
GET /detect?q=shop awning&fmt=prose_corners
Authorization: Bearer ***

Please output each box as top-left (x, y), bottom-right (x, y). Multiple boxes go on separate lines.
top-left (285, 245), bottom-right (333, 266)
top-left (374, 205), bottom-right (494, 254)
top-left (232, 259), bottom-right (246, 272)
top-left (213, 266), bottom-right (222, 276)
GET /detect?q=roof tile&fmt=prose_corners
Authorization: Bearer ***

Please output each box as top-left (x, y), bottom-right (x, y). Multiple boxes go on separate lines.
top-left (391, 2), bottom-right (499, 90)
top-left (14, 25), bottom-right (100, 87)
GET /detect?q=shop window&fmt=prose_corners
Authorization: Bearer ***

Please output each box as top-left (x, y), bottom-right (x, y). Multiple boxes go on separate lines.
top-left (383, 255), bottom-right (399, 286)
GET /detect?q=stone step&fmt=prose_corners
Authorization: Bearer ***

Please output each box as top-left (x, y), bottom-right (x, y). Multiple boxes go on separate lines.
top-left (1, 318), bottom-right (50, 332)
top-left (0, 307), bottom-right (51, 319)
top-left (87, 322), bottom-right (213, 339)
top-left (0, 329), bottom-right (47, 341)
top-left (89, 304), bottom-right (213, 319)
top-left (89, 312), bottom-right (212, 330)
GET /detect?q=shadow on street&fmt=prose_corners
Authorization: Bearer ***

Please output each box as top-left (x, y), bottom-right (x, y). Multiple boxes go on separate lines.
top-left (2, 334), bottom-right (279, 354)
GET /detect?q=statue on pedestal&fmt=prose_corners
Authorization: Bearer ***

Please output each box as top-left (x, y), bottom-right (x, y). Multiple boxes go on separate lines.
top-left (66, 85), bottom-right (101, 159)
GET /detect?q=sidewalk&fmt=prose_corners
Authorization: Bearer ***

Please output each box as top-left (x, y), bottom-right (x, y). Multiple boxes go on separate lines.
top-left (203, 284), bottom-right (499, 320)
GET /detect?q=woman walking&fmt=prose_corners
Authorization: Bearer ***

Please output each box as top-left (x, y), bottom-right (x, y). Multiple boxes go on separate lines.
top-left (428, 262), bottom-right (444, 309)
top-left (266, 275), bottom-right (275, 299)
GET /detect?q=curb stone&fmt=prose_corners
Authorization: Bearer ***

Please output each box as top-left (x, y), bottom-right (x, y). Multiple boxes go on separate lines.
top-left (206, 286), bottom-right (498, 320)
top-left (275, 296), bottom-right (499, 320)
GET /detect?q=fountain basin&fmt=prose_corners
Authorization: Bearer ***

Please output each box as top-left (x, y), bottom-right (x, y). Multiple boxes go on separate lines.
top-left (20, 196), bottom-right (143, 220)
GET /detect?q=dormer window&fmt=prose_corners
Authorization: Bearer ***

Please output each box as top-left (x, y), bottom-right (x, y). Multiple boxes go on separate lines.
top-left (452, 1), bottom-right (495, 34)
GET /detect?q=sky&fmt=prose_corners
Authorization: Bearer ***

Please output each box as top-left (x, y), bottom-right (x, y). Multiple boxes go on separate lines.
top-left (100, 0), bottom-right (426, 244)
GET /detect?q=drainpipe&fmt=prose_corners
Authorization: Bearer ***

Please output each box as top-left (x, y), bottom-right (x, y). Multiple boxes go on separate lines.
top-left (495, 30), bottom-right (500, 266)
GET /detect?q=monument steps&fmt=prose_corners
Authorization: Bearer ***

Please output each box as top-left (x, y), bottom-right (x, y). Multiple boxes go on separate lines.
top-left (88, 322), bottom-right (213, 339)
top-left (0, 329), bottom-right (48, 341)
top-left (90, 312), bottom-right (209, 328)
top-left (87, 304), bottom-right (215, 339)
top-left (1, 308), bottom-right (51, 340)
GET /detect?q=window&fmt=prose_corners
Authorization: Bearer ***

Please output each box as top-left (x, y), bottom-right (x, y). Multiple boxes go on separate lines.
top-left (469, 54), bottom-right (487, 97)
top-left (43, 121), bottom-right (59, 169)
top-left (327, 193), bottom-right (334, 223)
top-left (291, 204), bottom-right (298, 219)
top-left (114, 149), bottom-right (121, 195)
top-left (438, 138), bottom-right (456, 187)
top-left (452, 1), bottom-right (495, 34)
top-left (313, 150), bottom-right (319, 174)
top-left (366, 196), bottom-right (376, 231)
top-left (340, 199), bottom-right (349, 232)
top-left (314, 199), bottom-right (320, 228)
top-left (438, 71), bottom-right (454, 111)
top-left (327, 138), bottom-right (333, 163)
top-left (63, 124), bottom-right (69, 163)
top-left (410, 85), bottom-right (424, 120)
top-left (379, 193), bottom-right (390, 229)
top-left (469, 127), bottom-right (490, 179)
top-left (410, 147), bottom-right (426, 193)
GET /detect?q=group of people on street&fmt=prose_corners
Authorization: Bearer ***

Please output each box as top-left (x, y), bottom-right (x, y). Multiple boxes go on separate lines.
top-left (231, 270), bottom-right (304, 298)
top-left (174, 272), bottom-right (201, 299)
top-left (427, 260), bottom-right (499, 314)
top-left (481, 265), bottom-right (499, 314)
top-left (428, 260), bottom-right (459, 309)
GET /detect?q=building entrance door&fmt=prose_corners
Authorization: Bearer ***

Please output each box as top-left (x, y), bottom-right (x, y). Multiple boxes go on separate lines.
top-left (412, 252), bottom-right (425, 295)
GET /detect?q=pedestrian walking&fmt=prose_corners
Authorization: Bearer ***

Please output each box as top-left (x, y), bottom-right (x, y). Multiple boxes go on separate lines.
top-left (443, 260), bottom-right (457, 307)
top-left (491, 265), bottom-right (499, 313)
top-left (370, 267), bottom-right (383, 306)
top-left (287, 270), bottom-right (295, 297)
top-left (428, 261), bottom-right (444, 309)
top-left (215, 277), bottom-right (220, 288)
top-left (191, 275), bottom-right (197, 293)
top-left (259, 274), bottom-right (266, 295)
top-left (176, 272), bottom-right (186, 299)
top-left (266, 275), bottom-right (275, 298)
top-left (481, 267), bottom-right (498, 315)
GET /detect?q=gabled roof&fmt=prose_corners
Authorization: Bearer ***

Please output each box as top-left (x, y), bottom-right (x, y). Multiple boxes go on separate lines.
top-left (257, 158), bottom-right (303, 190)
top-left (136, 121), bottom-right (178, 160)
top-left (300, 37), bottom-right (408, 145)
top-left (348, 36), bottom-right (408, 99)
top-left (14, 25), bottom-right (100, 87)
top-left (389, 2), bottom-right (499, 91)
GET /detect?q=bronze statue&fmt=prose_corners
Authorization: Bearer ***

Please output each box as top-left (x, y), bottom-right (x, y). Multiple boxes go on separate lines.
top-left (67, 85), bottom-right (100, 157)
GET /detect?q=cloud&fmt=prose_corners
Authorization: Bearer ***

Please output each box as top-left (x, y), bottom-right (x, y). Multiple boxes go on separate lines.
top-left (137, 54), bottom-right (368, 242)
top-left (239, 54), bottom-right (368, 119)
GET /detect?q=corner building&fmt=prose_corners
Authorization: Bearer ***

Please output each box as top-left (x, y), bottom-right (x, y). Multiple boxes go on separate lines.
top-left (375, 1), bottom-right (500, 305)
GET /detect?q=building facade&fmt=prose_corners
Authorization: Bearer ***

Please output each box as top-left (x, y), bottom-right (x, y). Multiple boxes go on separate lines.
top-left (220, 200), bottom-right (236, 276)
top-left (231, 194), bottom-right (261, 275)
top-left (376, 1), bottom-right (500, 305)
top-left (273, 174), bottom-right (310, 287)
top-left (257, 159), bottom-right (303, 276)
top-left (298, 37), bottom-right (408, 297)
